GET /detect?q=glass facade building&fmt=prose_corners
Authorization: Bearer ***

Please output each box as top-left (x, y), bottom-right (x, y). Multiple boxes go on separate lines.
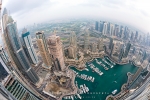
top-left (22, 31), bottom-right (38, 65)
top-left (3, 15), bottom-right (39, 84)
top-left (6, 17), bottom-right (39, 83)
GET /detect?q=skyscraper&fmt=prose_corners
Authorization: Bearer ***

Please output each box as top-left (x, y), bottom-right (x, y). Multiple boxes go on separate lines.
top-left (120, 28), bottom-right (124, 39)
top-left (2, 8), bottom-right (39, 84)
top-left (91, 42), bottom-right (97, 53)
top-left (97, 38), bottom-right (104, 52)
top-left (70, 31), bottom-right (77, 47)
top-left (47, 34), bottom-right (66, 71)
top-left (95, 21), bottom-right (99, 31)
top-left (68, 32), bottom-right (77, 59)
top-left (110, 43), bottom-right (114, 56)
top-left (134, 31), bottom-right (138, 41)
top-left (124, 41), bottom-right (131, 57)
top-left (99, 21), bottom-right (103, 32)
top-left (0, 46), bottom-right (9, 66)
top-left (118, 44), bottom-right (124, 62)
top-left (103, 22), bottom-right (107, 35)
top-left (110, 24), bottom-right (114, 36)
top-left (22, 28), bottom-right (38, 65)
top-left (0, 54), bottom-right (41, 100)
top-left (36, 31), bottom-right (51, 68)
top-left (84, 29), bottom-right (89, 51)
top-left (130, 32), bottom-right (134, 41)
top-left (114, 25), bottom-right (119, 36)
top-left (109, 38), bottom-right (113, 49)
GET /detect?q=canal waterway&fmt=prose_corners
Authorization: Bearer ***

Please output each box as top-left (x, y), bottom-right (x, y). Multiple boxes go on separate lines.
top-left (67, 57), bottom-right (138, 100)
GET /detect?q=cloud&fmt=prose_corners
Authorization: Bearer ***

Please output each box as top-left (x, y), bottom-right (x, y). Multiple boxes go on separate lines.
top-left (2, 0), bottom-right (150, 33)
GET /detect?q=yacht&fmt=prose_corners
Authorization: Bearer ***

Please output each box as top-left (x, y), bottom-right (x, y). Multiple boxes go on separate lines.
top-left (76, 94), bottom-right (82, 99)
top-left (112, 89), bottom-right (117, 95)
top-left (111, 65), bottom-right (113, 68)
top-left (85, 68), bottom-right (89, 71)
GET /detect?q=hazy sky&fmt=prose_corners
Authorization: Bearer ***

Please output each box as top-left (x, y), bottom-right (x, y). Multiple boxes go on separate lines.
top-left (2, 0), bottom-right (150, 33)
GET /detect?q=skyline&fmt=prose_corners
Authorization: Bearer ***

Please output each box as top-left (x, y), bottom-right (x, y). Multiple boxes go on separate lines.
top-left (1, 3), bottom-right (150, 99)
top-left (2, 0), bottom-right (150, 33)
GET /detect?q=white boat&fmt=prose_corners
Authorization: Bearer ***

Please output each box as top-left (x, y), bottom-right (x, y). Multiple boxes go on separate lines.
top-left (111, 65), bottom-right (113, 68)
top-left (112, 89), bottom-right (117, 94)
top-left (77, 93), bottom-right (82, 99)
top-left (85, 68), bottom-right (89, 71)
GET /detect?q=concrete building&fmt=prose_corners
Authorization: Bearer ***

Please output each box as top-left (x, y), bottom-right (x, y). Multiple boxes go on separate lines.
top-left (134, 31), bottom-right (138, 41)
top-left (103, 22), bottom-right (107, 35)
top-left (118, 44), bottom-right (124, 62)
top-left (109, 38), bottom-right (113, 49)
top-left (36, 31), bottom-right (51, 68)
top-left (124, 41), bottom-right (131, 58)
top-left (95, 21), bottom-right (99, 31)
top-left (91, 42), bottom-right (97, 53)
top-left (99, 21), bottom-right (103, 32)
top-left (47, 34), bottom-right (66, 71)
top-left (97, 38), bottom-right (104, 52)
top-left (22, 28), bottom-right (38, 65)
top-left (0, 46), bottom-right (9, 66)
top-left (2, 8), bottom-right (39, 84)
top-left (110, 24), bottom-right (114, 36)
top-left (0, 55), bottom-right (40, 100)
top-left (130, 32), bottom-right (134, 41)
top-left (84, 29), bottom-right (89, 51)
top-left (68, 32), bottom-right (77, 59)
top-left (2, 75), bottom-right (41, 100)
top-left (120, 28), bottom-right (124, 39)
top-left (114, 25), bottom-right (119, 36)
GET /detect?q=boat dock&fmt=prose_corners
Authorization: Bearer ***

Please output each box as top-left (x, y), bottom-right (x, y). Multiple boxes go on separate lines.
top-left (76, 73), bottom-right (95, 82)
top-left (88, 63), bottom-right (104, 76)
top-left (106, 57), bottom-right (116, 65)
top-left (95, 59), bottom-right (109, 70)
top-left (102, 59), bottom-right (114, 68)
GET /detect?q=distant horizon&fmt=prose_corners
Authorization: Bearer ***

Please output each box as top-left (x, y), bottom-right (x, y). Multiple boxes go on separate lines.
top-left (2, 0), bottom-right (150, 33)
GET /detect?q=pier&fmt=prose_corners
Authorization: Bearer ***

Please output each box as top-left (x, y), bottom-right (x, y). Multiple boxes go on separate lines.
top-left (73, 69), bottom-right (95, 82)
top-left (105, 57), bottom-right (116, 65)
top-left (95, 59), bottom-right (109, 70)
top-left (88, 63), bottom-right (104, 76)
top-left (102, 58), bottom-right (114, 68)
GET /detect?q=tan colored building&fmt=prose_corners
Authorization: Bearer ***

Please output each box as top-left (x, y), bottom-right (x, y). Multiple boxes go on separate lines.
top-left (68, 31), bottom-right (77, 59)
top-left (68, 46), bottom-right (76, 59)
top-left (47, 35), bottom-right (66, 71)
top-left (36, 31), bottom-right (51, 68)
top-left (97, 38), bottom-right (104, 52)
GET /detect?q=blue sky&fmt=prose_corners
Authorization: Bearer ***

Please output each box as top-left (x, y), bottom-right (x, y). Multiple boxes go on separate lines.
top-left (2, 0), bottom-right (150, 33)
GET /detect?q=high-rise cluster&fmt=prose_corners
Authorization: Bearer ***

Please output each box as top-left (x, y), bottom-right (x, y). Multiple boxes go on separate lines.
top-left (2, 8), bottom-right (39, 84)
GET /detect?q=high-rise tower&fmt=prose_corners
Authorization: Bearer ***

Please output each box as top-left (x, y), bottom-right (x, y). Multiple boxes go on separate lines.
top-left (84, 29), bottom-right (89, 51)
top-left (95, 21), bottom-right (99, 31)
top-left (0, 56), bottom-right (41, 100)
top-left (36, 31), bottom-right (51, 68)
top-left (124, 41), bottom-right (131, 57)
top-left (110, 24), bottom-right (114, 36)
top-left (68, 31), bottom-right (77, 59)
top-left (2, 8), bottom-right (39, 84)
top-left (134, 31), bottom-right (138, 41)
top-left (103, 22), bottom-right (107, 35)
top-left (99, 21), bottom-right (103, 32)
top-left (47, 34), bottom-right (66, 71)
top-left (91, 42), bottom-right (97, 53)
top-left (97, 38), bottom-right (104, 52)
top-left (22, 28), bottom-right (38, 65)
